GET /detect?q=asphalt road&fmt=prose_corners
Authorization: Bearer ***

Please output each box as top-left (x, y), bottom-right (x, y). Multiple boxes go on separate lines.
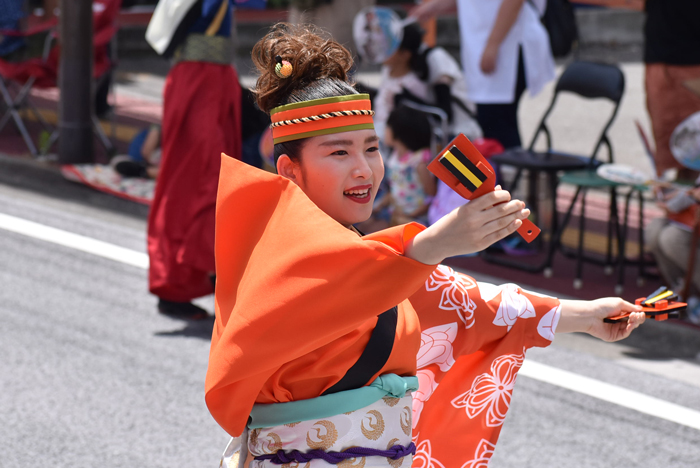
top-left (2, 181), bottom-right (700, 468)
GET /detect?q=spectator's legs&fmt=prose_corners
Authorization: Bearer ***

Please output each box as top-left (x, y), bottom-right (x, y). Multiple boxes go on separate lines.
top-left (94, 72), bottom-right (112, 118)
top-left (645, 63), bottom-right (700, 179)
top-left (658, 223), bottom-right (700, 296)
top-left (94, 44), bottom-right (114, 118)
top-left (475, 48), bottom-right (527, 149)
top-left (647, 217), bottom-right (700, 295)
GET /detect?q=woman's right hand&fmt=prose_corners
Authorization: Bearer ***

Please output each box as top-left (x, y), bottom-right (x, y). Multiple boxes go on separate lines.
top-left (405, 186), bottom-right (529, 264)
top-left (480, 42), bottom-right (500, 74)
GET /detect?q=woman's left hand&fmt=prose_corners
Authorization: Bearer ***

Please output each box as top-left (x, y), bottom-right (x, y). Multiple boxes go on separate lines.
top-left (558, 297), bottom-right (645, 342)
top-left (586, 298), bottom-right (645, 342)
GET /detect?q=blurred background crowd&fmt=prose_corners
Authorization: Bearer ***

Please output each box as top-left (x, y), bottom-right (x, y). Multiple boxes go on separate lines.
top-left (2, 0), bottom-right (700, 321)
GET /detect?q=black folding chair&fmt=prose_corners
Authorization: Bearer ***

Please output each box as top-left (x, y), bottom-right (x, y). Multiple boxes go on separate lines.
top-left (485, 61), bottom-right (626, 278)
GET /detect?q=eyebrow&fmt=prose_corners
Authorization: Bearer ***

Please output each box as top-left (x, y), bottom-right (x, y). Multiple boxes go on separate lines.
top-left (318, 136), bottom-right (380, 147)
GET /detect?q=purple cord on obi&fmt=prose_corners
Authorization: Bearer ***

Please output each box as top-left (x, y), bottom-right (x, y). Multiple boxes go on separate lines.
top-left (254, 442), bottom-right (416, 465)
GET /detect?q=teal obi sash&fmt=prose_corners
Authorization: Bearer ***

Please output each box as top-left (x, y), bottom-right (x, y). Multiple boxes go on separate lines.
top-left (248, 374), bottom-right (418, 429)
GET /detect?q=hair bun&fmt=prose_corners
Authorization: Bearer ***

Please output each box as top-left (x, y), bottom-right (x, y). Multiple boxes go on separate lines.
top-left (252, 23), bottom-right (354, 113)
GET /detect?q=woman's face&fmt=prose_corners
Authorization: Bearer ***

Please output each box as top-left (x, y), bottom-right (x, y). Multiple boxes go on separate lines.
top-left (278, 129), bottom-right (384, 227)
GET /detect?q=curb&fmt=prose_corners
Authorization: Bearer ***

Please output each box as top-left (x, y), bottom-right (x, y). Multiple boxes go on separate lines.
top-left (0, 153), bottom-right (149, 219)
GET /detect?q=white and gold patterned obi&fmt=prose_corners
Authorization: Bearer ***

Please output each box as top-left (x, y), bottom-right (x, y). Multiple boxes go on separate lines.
top-left (220, 375), bottom-right (417, 468)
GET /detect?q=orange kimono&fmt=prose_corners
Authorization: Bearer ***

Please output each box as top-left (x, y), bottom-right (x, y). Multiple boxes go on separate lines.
top-left (207, 156), bottom-right (561, 466)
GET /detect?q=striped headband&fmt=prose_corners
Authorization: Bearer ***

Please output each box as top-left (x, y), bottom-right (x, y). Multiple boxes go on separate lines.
top-left (270, 94), bottom-right (375, 144)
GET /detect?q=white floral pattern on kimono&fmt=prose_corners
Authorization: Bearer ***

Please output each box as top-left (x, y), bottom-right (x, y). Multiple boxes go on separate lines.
top-left (537, 304), bottom-right (561, 341)
top-left (412, 369), bottom-right (439, 429)
top-left (452, 352), bottom-right (524, 427)
top-left (477, 283), bottom-right (537, 331)
top-left (425, 265), bottom-right (478, 328)
top-left (408, 269), bottom-right (562, 468)
top-left (416, 323), bottom-right (458, 372)
top-left (462, 439), bottom-right (496, 468)
top-left (412, 438), bottom-right (446, 468)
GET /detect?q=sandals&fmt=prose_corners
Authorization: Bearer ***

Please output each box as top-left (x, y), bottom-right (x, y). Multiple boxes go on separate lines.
top-left (157, 299), bottom-right (211, 320)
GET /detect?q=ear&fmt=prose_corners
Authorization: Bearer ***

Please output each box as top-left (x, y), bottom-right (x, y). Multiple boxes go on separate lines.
top-left (276, 154), bottom-right (301, 185)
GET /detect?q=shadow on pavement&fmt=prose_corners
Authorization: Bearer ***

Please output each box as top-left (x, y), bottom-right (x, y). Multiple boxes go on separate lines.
top-left (154, 316), bottom-right (215, 340)
top-left (571, 318), bottom-right (700, 361)
top-left (618, 319), bottom-right (700, 361)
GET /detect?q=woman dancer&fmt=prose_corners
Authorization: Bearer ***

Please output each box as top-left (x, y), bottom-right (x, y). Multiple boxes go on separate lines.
top-left (206, 24), bottom-right (644, 468)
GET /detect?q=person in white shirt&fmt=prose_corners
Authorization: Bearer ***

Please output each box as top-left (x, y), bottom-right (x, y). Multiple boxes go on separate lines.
top-left (411, 0), bottom-right (555, 148)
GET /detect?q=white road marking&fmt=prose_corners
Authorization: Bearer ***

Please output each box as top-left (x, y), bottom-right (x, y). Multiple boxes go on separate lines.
top-left (620, 356), bottom-right (700, 389)
top-left (2, 211), bottom-right (700, 431)
top-left (521, 360), bottom-right (700, 431)
top-left (0, 212), bottom-right (149, 269)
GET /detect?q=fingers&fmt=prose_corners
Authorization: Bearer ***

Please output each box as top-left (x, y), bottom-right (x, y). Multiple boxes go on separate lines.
top-left (484, 207), bottom-right (528, 231)
top-left (438, 187), bottom-right (531, 256)
top-left (469, 189), bottom-right (512, 211)
top-left (482, 218), bottom-right (522, 246)
top-left (481, 206), bottom-right (530, 234)
top-left (616, 299), bottom-right (643, 313)
top-left (627, 311), bottom-right (646, 327)
top-left (621, 312), bottom-right (645, 337)
top-left (493, 199), bottom-right (526, 217)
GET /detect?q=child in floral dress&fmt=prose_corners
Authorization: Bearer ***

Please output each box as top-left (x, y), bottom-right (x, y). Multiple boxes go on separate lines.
top-left (382, 105), bottom-right (437, 225)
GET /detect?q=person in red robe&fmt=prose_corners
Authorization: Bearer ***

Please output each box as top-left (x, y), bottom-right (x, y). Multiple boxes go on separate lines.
top-left (206, 24), bottom-right (645, 467)
top-left (145, 0), bottom-right (242, 319)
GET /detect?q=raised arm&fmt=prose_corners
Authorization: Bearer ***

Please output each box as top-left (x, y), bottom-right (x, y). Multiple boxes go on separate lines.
top-left (404, 187), bottom-right (529, 264)
top-left (409, 0), bottom-right (458, 23)
top-left (572, 0), bottom-right (644, 11)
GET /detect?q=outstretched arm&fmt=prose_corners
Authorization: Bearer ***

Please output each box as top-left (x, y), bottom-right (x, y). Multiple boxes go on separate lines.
top-left (410, 270), bottom-right (645, 466)
top-left (557, 297), bottom-right (645, 342)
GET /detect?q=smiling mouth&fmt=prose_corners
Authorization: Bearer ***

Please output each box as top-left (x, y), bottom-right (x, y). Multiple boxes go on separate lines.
top-left (343, 188), bottom-right (371, 199)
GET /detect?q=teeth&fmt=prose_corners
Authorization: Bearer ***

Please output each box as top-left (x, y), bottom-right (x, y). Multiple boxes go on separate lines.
top-left (344, 188), bottom-right (370, 196)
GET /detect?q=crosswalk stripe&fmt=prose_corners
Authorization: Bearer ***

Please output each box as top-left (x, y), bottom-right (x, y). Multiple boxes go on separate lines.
top-left (0, 212), bottom-right (149, 269)
top-left (521, 360), bottom-right (700, 431)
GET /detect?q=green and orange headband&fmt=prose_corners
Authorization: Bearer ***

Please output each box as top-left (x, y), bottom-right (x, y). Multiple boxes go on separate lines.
top-left (270, 94), bottom-right (375, 144)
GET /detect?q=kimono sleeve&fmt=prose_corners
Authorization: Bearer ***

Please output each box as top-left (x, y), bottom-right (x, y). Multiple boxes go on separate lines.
top-left (407, 265), bottom-right (561, 467)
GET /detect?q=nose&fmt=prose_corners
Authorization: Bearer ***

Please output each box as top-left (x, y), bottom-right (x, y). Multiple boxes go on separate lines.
top-left (351, 153), bottom-right (373, 179)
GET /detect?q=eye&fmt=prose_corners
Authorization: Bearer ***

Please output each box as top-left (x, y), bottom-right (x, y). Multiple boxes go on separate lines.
top-left (331, 149), bottom-right (348, 156)
top-left (366, 146), bottom-right (379, 153)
